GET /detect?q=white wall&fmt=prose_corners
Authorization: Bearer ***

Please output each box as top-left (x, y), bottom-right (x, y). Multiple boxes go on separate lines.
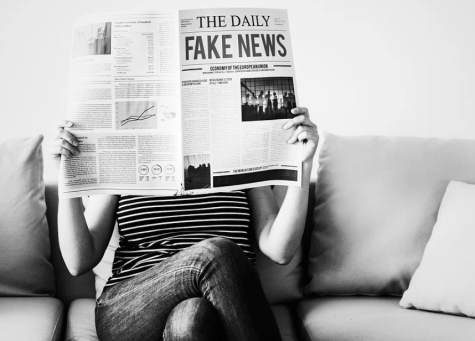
top-left (1, 0), bottom-right (474, 179)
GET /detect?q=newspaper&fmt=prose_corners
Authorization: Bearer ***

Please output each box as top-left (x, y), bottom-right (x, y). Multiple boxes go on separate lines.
top-left (60, 8), bottom-right (302, 198)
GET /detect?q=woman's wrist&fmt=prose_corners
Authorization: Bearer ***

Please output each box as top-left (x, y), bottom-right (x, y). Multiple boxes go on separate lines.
top-left (301, 159), bottom-right (314, 186)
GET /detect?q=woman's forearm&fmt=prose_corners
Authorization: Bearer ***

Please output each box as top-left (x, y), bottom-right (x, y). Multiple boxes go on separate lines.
top-left (58, 197), bottom-right (100, 276)
top-left (58, 194), bottom-right (119, 276)
top-left (271, 160), bottom-right (312, 262)
top-left (50, 122), bottom-right (117, 275)
top-left (258, 160), bottom-right (313, 264)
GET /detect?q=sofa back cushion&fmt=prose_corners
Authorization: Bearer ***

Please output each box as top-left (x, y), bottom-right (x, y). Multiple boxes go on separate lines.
top-left (305, 133), bottom-right (475, 296)
top-left (0, 135), bottom-right (55, 296)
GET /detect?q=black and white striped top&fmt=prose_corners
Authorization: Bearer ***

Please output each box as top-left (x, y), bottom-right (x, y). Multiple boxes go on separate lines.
top-left (105, 191), bottom-right (256, 288)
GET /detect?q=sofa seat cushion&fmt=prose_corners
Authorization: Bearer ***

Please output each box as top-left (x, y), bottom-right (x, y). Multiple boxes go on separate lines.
top-left (0, 297), bottom-right (63, 341)
top-left (66, 299), bottom-right (97, 341)
top-left (66, 298), bottom-right (298, 341)
top-left (296, 296), bottom-right (475, 341)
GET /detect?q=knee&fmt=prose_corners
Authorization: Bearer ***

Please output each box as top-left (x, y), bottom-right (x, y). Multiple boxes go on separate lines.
top-left (198, 237), bottom-right (256, 280)
top-left (199, 237), bottom-right (248, 264)
top-left (163, 298), bottom-right (221, 341)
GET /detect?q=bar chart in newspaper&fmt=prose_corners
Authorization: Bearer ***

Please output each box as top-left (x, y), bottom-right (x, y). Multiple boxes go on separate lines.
top-left (115, 101), bottom-right (158, 130)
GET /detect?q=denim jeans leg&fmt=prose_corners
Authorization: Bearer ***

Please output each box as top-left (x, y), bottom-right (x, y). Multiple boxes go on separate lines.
top-left (163, 297), bottom-right (222, 341)
top-left (95, 237), bottom-right (282, 341)
top-left (196, 238), bottom-right (282, 341)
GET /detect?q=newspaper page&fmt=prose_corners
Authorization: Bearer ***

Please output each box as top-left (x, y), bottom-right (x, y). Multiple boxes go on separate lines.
top-left (60, 11), bottom-right (183, 198)
top-left (179, 8), bottom-right (302, 194)
top-left (60, 8), bottom-right (302, 198)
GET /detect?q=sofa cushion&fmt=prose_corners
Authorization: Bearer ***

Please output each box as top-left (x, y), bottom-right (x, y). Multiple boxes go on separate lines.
top-left (0, 135), bottom-right (55, 296)
top-left (296, 296), bottom-right (475, 341)
top-left (305, 133), bottom-right (475, 295)
top-left (66, 298), bottom-right (298, 341)
top-left (0, 297), bottom-right (64, 341)
top-left (66, 299), bottom-right (98, 341)
top-left (400, 181), bottom-right (475, 317)
top-left (255, 245), bottom-right (303, 304)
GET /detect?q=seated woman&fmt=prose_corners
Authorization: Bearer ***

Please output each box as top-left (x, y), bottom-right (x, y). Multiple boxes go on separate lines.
top-left (49, 107), bottom-right (319, 341)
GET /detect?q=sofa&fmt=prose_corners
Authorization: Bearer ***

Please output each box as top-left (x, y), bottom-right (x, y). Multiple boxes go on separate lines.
top-left (2, 132), bottom-right (475, 341)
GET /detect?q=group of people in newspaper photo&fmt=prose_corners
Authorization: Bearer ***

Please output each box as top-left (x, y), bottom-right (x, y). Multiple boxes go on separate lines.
top-left (241, 76), bottom-right (297, 122)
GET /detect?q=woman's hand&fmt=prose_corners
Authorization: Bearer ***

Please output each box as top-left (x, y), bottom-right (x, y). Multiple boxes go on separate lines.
top-left (283, 107), bottom-right (319, 163)
top-left (249, 107), bottom-right (318, 264)
top-left (49, 120), bottom-right (80, 168)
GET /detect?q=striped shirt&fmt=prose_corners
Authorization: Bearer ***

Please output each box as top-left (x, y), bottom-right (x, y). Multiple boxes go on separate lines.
top-left (106, 191), bottom-right (256, 288)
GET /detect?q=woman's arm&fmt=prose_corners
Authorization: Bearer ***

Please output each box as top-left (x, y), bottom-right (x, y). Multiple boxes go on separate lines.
top-left (58, 195), bottom-right (118, 276)
top-left (247, 107), bottom-right (318, 265)
top-left (50, 121), bottom-right (119, 276)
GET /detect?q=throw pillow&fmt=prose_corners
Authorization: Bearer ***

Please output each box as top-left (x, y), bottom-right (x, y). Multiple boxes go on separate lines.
top-left (305, 132), bottom-right (475, 296)
top-left (0, 135), bottom-right (55, 296)
top-left (400, 181), bottom-right (475, 317)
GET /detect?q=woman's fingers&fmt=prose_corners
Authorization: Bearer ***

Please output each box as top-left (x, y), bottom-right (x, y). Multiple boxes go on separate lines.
top-left (283, 110), bottom-right (316, 131)
top-left (50, 120), bottom-right (80, 160)
top-left (284, 106), bottom-right (319, 145)
top-left (57, 128), bottom-right (79, 147)
top-left (287, 125), bottom-right (304, 144)
top-left (49, 145), bottom-right (76, 158)
top-left (287, 125), bottom-right (318, 144)
top-left (282, 106), bottom-right (319, 161)
top-left (57, 120), bottom-right (74, 129)
top-left (300, 129), bottom-right (319, 144)
top-left (49, 138), bottom-right (80, 158)
top-left (283, 115), bottom-right (304, 130)
top-left (291, 107), bottom-right (309, 117)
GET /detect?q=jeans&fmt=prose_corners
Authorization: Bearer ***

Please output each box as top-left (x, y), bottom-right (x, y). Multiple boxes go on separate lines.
top-left (95, 237), bottom-right (283, 341)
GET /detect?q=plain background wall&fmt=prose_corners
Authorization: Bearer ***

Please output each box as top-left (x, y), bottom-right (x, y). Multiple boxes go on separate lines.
top-left (1, 0), bottom-right (475, 180)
